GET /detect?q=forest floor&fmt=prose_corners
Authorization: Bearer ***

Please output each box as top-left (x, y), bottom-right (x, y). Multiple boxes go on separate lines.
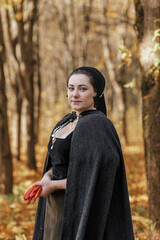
top-left (0, 141), bottom-right (149, 240)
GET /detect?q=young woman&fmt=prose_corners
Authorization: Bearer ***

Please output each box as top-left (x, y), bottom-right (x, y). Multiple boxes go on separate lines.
top-left (32, 66), bottom-right (135, 240)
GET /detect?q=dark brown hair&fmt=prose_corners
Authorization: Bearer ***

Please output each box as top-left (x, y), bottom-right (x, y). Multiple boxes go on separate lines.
top-left (67, 69), bottom-right (97, 93)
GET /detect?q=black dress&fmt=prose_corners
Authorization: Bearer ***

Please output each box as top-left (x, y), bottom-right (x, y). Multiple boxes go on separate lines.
top-left (43, 131), bottom-right (73, 240)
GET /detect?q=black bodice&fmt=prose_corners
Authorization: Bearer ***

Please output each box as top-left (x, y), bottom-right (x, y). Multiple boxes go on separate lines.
top-left (47, 131), bottom-right (73, 180)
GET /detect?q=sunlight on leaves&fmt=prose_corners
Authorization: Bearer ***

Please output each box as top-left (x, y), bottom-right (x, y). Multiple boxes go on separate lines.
top-left (114, 121), bottom-right (122, 129)
top-left (143, 95), bottom-right (152, 100)
top-left (152, 43), bottom-right (160, 53)
top-left (123, 78), bottom-right (136, 89)
top-left (154, 58), bottom-right (160, 68)
top-left (154, 69), bottom-right (160, 84)
top-left (0, 45), bottom-right (3, 53)
top-left (15, 11), bottom-right (23, 21)
top-left (152, 29), bottom-right (160, 42)
top-left (143, 115), bottom-right (149, 120)
top-left (9, 203), bottom-right (16, 209)
top-left (153, 18), bottom-right (160, 24)
top-left (118, 40), bottom-right (132, 67)
top-left (150, 222), bottom-right (156, 231)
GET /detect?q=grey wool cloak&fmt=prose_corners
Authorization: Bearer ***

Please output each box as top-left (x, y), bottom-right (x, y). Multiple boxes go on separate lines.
top-left (33, 110), bottom-right (135, 240)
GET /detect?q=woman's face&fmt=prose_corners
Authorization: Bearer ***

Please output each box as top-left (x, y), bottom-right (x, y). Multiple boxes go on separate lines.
top-left (67, 74), bottom-right (97, 115)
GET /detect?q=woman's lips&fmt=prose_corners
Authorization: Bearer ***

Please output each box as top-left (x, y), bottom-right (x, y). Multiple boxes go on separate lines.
top-left (71, 100), bottom-right (81, 104)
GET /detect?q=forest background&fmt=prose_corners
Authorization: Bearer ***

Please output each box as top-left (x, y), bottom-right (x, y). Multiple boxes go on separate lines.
top-left (0, 0), bottom-right (160, 239)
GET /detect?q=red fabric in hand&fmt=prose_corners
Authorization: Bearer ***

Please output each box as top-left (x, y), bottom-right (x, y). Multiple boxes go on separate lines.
top-left (24, 185), bottom-right (42, 204)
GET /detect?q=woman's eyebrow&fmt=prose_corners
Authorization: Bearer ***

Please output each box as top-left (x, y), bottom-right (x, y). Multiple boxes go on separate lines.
top-left (68, 84), bottom-right (88, 87)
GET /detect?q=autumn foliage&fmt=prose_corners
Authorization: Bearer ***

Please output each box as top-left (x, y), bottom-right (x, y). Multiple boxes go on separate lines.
top-left (0, 0), bottom-right (160, 239)
top-left (0, 141), bottom-right (149, 239)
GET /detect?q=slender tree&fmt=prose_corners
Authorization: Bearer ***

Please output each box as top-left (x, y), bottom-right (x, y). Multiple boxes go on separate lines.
top-left (0, 12), bottom-right (13, 193)
top-left (2, 0), bottom-right (39, 169)
top-left (100, 0), bottom-right (135, 144)
top-left (134, 0), bottom-right (160, 239)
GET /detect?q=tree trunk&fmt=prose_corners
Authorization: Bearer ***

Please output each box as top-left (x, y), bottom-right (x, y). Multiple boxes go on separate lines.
top-left (81, 1), bottom-right (93, 65)
top-left (134, 0), bottom-right (160, 239)
top-left (27, 97), bottom-right (36, 169)
top-left (16, 97), bottom-right (22, 160)
top-left (34, 18), bottom-right (41, 144)
top-left (0, 13), bottom-right (13, 194)
top-left (1, 1), bottom-right (38, 169)
top-left (122, 87), bottom-right (128, 144)
top-left (101, 4), bottom-right (126, 144)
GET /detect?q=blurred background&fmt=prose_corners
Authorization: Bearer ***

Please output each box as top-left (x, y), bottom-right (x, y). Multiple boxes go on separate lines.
top-left (0, 0), bottom-right (160, 239)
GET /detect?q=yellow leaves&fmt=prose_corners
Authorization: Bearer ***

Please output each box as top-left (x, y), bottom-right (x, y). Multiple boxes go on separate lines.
top-left (146, 58), bottom-right (160, 85)
top-left (153, 58), bottom-right (160, 84)
top-left (154, 69), bottom-right (160, 83)
top-left (0, 44), bottom-right (3, 53)
top-left (0, 189), bottom-right (37, 238)
top-left (152, 43), bottom-right (160, 53)
top-left (9, 203), bottom-right (16, 208)
top-left (0, 0), bottom-right (22, 9)
top-left (152, 28), bottom-right (160, 42)
top-left (0, 2), bottom-right (12, 10)
top-left (15, 11), bottom-right (23, 21)
top-left (143, 95), bottom-right (152, 100)
top-left (121, 52), bottom-right (132, 66)
top-left (123, 78), bottom-right (136, 89)
top-left (132, 215), bottom-right (156, 233)
top-left (154, 58), bottom-right (160, 68)
top-left (0, 146), bottom-right (43, 239)
top-left (147, 20), bottom-right (160, 85)
top-left (0, 0), bottom-right (5, 7)
top-left (123, 143), bottom-right (148, 239)
top-left (7, 221), bottom-right (22, 233)
top-left (95, 57), bottom-right (105, 71)
top-left (15, 235), bottom-right (27, 240)
top-left (117, 20), bottom-right (160, 87)
top-left (130, 194), bottom-right (148, 203)
top-left (153, 18), bottom-right (160, 24)
top-left (132, 215), bottom-right (156, 237)
top-left (114, 121), bottom-right (122, 129)
top-left (0, 1), bottom-right (23, 22)
top-left (132, 215), bottom-right (149, 228)
top-left (12, 0), bottom-right (23, 4)
top-left (118, 40), bottom-right (132, 68)
top-left (143, 115), bottom-right (149, 120)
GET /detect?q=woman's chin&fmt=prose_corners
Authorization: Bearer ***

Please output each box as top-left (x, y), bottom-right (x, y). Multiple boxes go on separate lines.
top-left (71, 105), bottom-right (82, 111)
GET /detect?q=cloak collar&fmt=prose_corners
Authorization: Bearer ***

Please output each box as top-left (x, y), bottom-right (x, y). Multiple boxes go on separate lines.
top-left (72, 109), bottom-right (103, 118)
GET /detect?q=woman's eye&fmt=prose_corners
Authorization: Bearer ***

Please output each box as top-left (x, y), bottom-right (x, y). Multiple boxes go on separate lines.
top-left (80, 88), bottom-right (87, 91)
top-left (68, 87), bottom-right (74, 91)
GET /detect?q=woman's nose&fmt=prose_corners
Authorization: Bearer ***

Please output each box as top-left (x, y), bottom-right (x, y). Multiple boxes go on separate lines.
top-left (73, 89), bottom-right (80, 97)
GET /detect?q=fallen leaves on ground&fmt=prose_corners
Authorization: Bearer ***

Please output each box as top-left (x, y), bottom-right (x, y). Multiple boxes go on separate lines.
top-left (0, 143), bottom-right (148, 239)
top-left (123, 144), bottom-right (149, 240)
top-left (0, 145), bottom-right (45, 240)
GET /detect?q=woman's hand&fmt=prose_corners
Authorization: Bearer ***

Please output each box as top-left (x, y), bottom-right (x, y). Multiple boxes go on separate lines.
top-left (33, 178), bottom-right (57, 197)
top-left (32, 168), bottom-right (55, 197)
top-left (32, 168), bottom-right (67, 197)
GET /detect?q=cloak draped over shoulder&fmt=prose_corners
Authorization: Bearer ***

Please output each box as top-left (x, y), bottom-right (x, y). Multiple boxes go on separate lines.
top-left (33, 110), bottom-right (134, 240)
